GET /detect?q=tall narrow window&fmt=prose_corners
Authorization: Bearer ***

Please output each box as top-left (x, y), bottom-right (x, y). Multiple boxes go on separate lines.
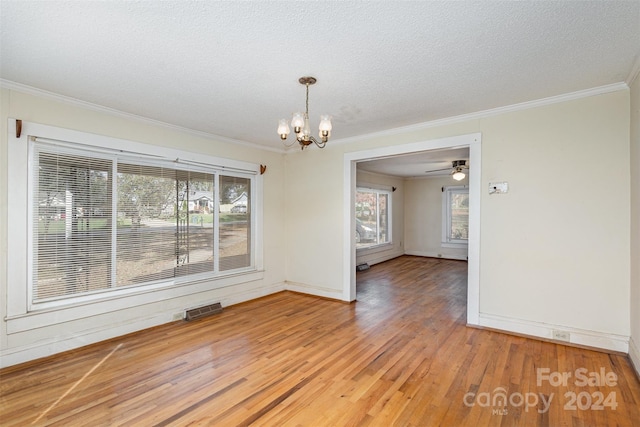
top-left (175, 170), bottom-right (216, 277)
top-left (219, 175), bottom-right (251, 271)
top-left (31, 140), bottom-right (255, 306)
top-left (355, 187), bottom-right (392, 249)
top-left (117, 163), bottom-right (181, 285)
top-left (442, 186), bottom-right (469, 245)
top-left (33, 147), bottom-right (113, 301)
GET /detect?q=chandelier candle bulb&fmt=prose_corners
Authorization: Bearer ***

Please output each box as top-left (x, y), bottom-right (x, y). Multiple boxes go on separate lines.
top-left (319, 115), bottom-right (332, 140)
top-left (278, 119), bottom-right (290, 140)
top-left (291, 113), bottom-right (304, 133)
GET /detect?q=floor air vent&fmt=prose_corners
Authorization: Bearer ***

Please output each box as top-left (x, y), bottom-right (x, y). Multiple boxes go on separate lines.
top-left (185, 302), bottom-right (223, 321)
top-left (356, 263), bottom-right (370, 271)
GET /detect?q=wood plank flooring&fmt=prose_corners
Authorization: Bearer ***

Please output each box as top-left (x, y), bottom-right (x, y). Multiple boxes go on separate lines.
top-left (1, 256), bottom-right (639, 426)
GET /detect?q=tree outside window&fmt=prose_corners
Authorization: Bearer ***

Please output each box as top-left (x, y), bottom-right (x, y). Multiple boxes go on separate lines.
top-left (355, 188), bottom-right (392, 248)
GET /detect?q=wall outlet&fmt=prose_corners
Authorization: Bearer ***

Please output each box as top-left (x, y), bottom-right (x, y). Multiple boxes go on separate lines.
top-left (552, 330), bottom-right (570, 342)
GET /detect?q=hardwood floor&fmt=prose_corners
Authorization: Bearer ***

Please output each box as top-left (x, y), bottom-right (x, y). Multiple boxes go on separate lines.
top-left (1, 256), bottom-right (639, 426)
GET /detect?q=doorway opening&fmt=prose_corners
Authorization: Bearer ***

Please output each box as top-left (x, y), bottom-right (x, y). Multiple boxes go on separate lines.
top-left (343, 133), bottom-right (481, 326)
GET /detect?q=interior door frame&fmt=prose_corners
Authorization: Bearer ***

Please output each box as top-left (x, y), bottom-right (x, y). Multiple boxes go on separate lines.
top-left (343, 132), bottom-right (481, 326)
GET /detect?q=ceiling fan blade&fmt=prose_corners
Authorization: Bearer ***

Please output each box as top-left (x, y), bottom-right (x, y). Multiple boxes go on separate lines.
top-left (424, 167), bottom-right (452, 173)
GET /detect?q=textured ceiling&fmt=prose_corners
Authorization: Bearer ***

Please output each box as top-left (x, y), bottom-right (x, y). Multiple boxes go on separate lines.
top-left (1, 1), bottom-right (639, 152)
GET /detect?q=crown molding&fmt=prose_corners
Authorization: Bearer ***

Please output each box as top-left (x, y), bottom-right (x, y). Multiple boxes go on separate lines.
top-left (626, 52), bottom-right (640, 86)
top-left (2, 79), bottom-right (629, 154)
top-left (330, 82), bottom-right (630, 147)
top-left (0, 79), bottom-right (285, 154)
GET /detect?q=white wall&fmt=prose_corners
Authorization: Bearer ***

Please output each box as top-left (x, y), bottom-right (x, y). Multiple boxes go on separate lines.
top-left (404, 175), bottom-right (469, 260)
top-left (630, 71), bottom-right (640, 376)
top-left (286, 88), bottom-right (631, 352)
top-left (355, 169), bottom-right (404, 266)
top-left (0, 88), bottom-right (287, 367)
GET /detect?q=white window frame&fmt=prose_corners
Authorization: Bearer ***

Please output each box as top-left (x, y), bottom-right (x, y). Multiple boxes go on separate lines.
top-left (7, 120), bottom-right (263, 331)
top-left (355, 185), bottom-right (392, 250)
top-left (442, 185), bottom-right (469, 247)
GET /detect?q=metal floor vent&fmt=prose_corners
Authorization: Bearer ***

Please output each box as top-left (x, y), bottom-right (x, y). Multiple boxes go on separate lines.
top-left (356, 263), bottom-right (370, 271)
top-left (185, 302), bottom-right (223, 321)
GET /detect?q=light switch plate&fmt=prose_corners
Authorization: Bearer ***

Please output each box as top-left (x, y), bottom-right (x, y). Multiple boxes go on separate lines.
top-left (489, 182), bottom-right (508, 194)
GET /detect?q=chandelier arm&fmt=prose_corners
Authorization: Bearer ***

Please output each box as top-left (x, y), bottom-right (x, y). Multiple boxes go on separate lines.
top-left (308, 136), bottom-right (326, 148)
top-left (279, 76), bottom-right (330, 149)
top-left (282, 137), bottom-right (299, 148)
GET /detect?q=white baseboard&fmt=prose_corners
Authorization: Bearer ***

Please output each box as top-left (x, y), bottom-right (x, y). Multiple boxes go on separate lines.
top-left (478, 313), bottom-right (629, 353)
top-left (404, 250), bottom-right (468, 261)
top-left (357, 250), bottom-right (404, 267)
top-left (0, 282), bottom-right (285, 369)
top-left (629, 336), bottom-right (640, 379)
top-left (1, 313), bottom-right (171, 368)
top-left (284, 281), bottom-right (345, 301)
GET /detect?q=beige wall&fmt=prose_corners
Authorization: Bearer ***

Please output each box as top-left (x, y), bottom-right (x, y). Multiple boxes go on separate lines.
top-left (355, 169), bottom-right (404, 266)
top-left (478, 93), bottom-right (630, 335)
top-left (630, 71), bottom-right (640, 374)
top-left (0, 88), bottom-right (287, 366)
top-left (283, 148), bottom-right (345, 298)
top-left (286, 89), bottom-right (631, 347)
top-left (1, 84), bottom-right (635, 365)
top-left (404, 175), bottom-right (469, 260)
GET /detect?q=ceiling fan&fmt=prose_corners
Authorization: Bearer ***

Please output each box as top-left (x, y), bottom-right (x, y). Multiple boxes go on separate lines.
top-left (424, 160), bottom-right (469, 181)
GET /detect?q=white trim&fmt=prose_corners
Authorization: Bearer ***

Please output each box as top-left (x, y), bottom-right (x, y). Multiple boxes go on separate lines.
top-left (478, 313), bottom-right (629, 353)
top-left (466, 140), bottom-right (481, 325)
top-left (404, 251), bottom-right (468, 261)
top-left (344, 133), bottom-right (481, 323)
top-left (0, 281), bottom-right (285, 369)
top-left (630, 336), bottom-right (640, 379)
top-left (7, 119), bottom-right (264, 327)
top-left (16, 120), bottom-right (259, 173)
top-left (284, 281), bottom-right (344, 301)
top-left (7, 271), bottom-right (266, 333)
top-left (356, 241), bottom-right (393, 254)
top-left (441, 242), bottom-right (468, 249)
top-left (0, 79), bottom-right (284, 154)
top-left (355, 186), bottom-right (393, 248)
top-left (331, 83), bottom-right (627, 147)
top-left (344, 160), bottom-right (357, 301)
top-left (626, 51), bottom-right (640, 86)
top-left (356, 246), bottom-right (404, 266)
top-left (3, 79), bottom-right (628, 156)
top-left (7, 119), bottom-right (29, 317)
top-left (441, 185), bottom-right (469, 245)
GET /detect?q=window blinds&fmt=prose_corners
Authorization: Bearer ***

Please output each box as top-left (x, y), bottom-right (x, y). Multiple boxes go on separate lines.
top-left (33, 149), bottom-right (113, 301)
top-left (32, 141), bottom-right (253, 304)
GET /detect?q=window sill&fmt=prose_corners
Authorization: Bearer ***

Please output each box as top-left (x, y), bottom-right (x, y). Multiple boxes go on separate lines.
top-left (441, 242), bottom-right (468, 249)
top-left (6, 269), bottom-right (264, 334)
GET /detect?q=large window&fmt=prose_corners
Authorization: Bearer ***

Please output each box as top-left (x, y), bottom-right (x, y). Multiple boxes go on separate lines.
top-left (355, 187), bottom-right (392, 249)
top-left (31, 140), bottom-right (254, 306)
top-left (442, 185), bottom-right (469, 245)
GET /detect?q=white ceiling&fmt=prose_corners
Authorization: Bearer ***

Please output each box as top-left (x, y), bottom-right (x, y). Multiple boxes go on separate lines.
top-left (1, 1), bottom-right (639, 155)
top-left (358, 147), bottom-right (470, 178)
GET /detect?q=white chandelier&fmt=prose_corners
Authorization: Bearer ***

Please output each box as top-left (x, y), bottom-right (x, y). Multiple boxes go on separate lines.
top-left (278, 76), bottom-right (332, 149)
